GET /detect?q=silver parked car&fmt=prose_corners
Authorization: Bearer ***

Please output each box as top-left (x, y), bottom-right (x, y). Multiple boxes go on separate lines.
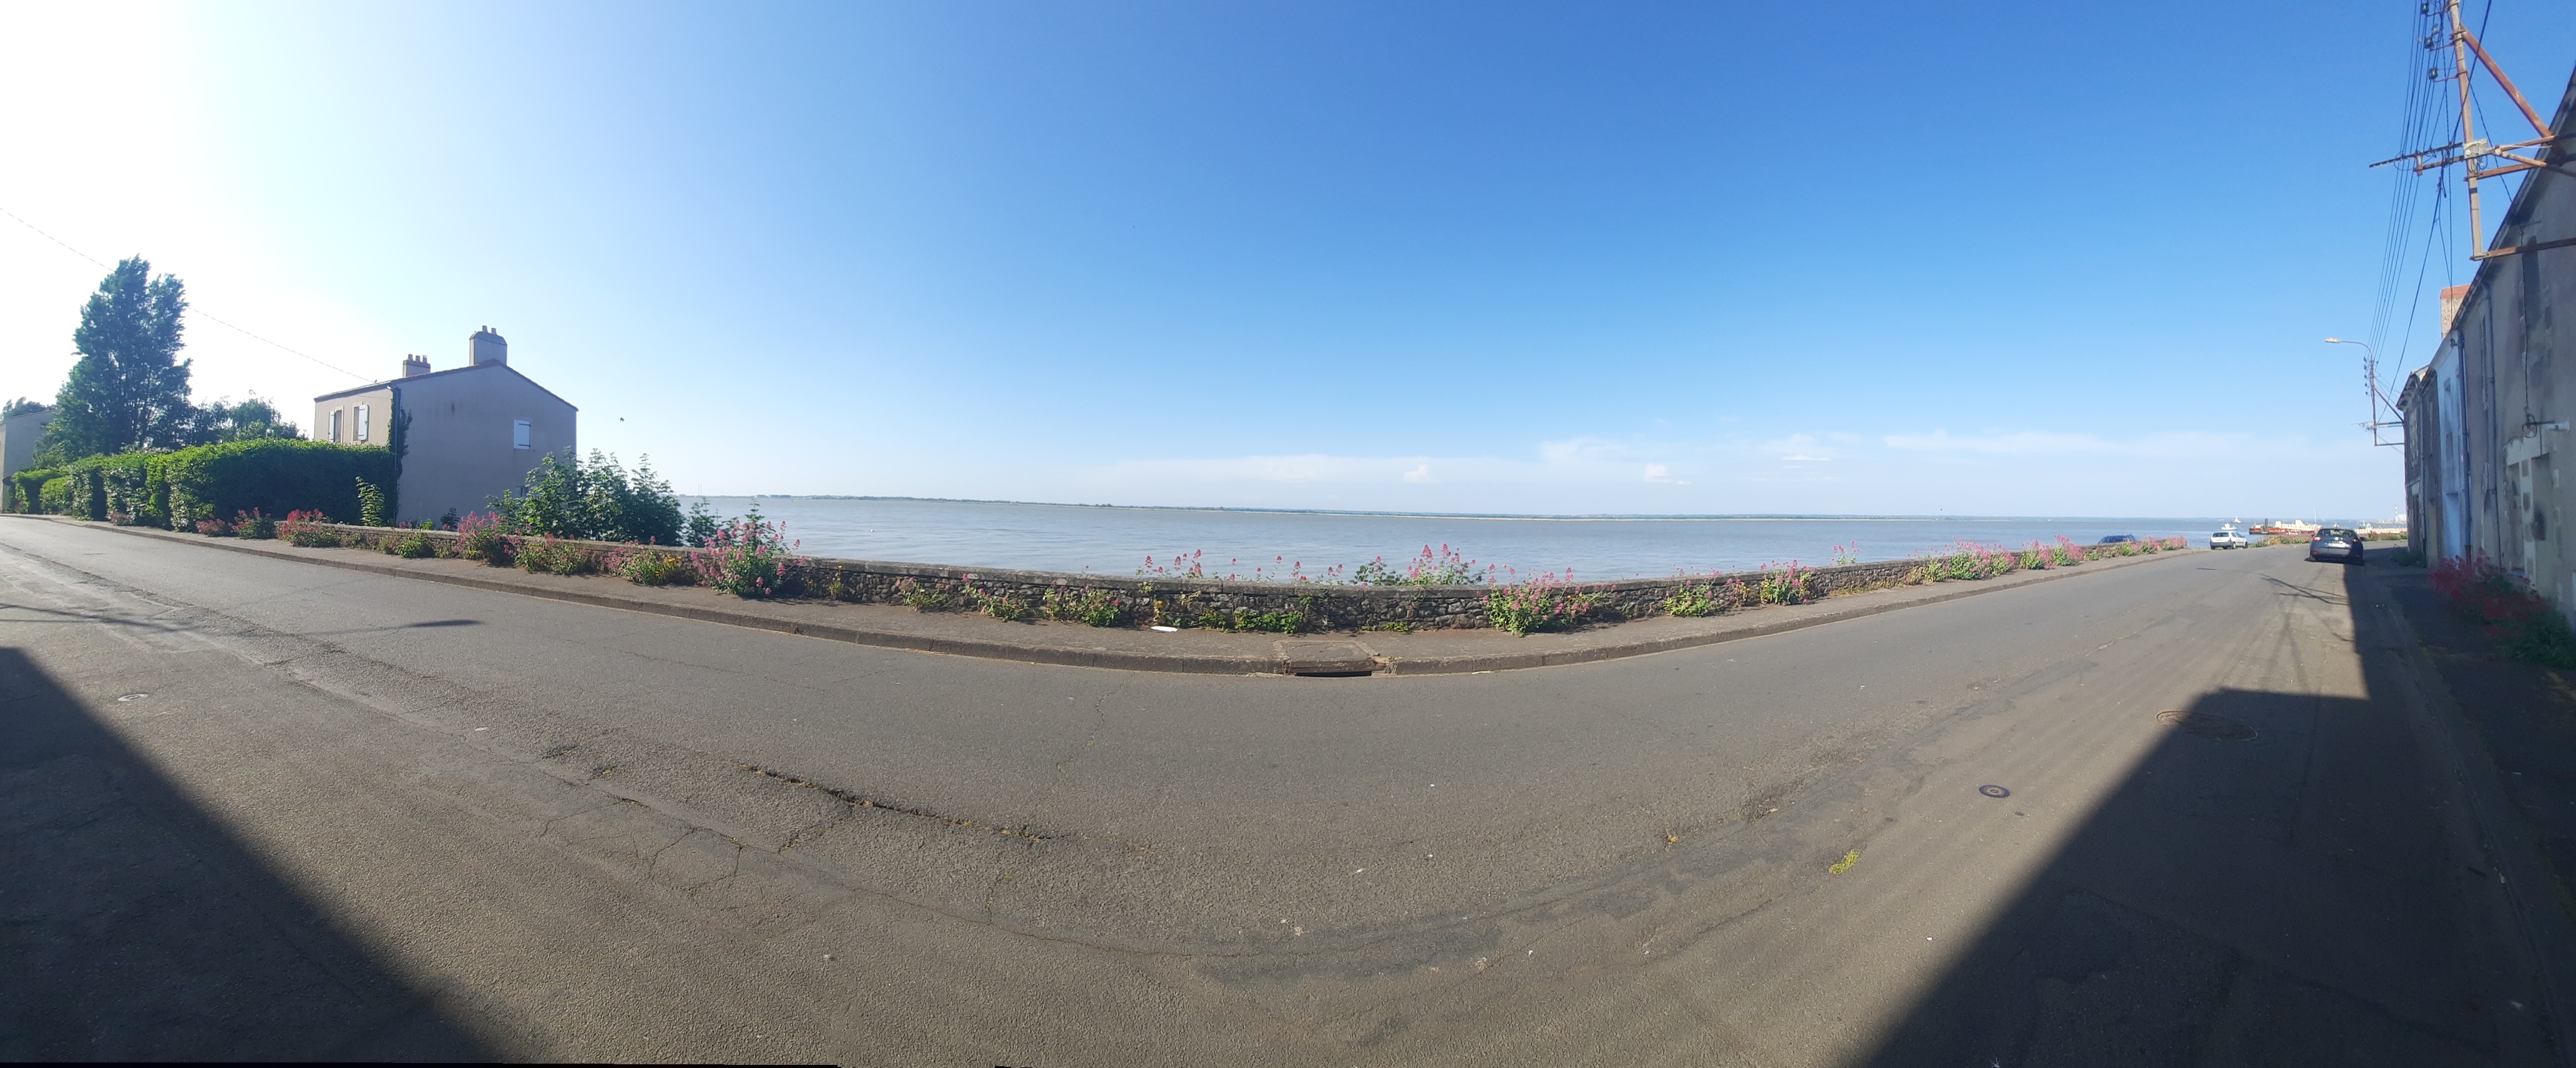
top-left (2210, 528), bottom-right (2248, 550)
top-left (2308, 527), bottom-right (2364, 565)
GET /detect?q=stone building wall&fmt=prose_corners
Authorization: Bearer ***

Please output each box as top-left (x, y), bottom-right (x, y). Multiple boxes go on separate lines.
top-left (2394, 68), bottom-right (2576, 619)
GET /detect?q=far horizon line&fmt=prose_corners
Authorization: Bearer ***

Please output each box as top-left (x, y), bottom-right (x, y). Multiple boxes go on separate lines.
top-left (683, 495), bottom-right (2387, 525)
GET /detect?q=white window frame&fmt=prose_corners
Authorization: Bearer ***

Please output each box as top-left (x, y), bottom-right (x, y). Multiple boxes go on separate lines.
top-left (512, 419), bottom-right (532, 450)
top-left (329, 409), bottom-right (342, 442)
top-left (356, 404), bottom-right (371, 442)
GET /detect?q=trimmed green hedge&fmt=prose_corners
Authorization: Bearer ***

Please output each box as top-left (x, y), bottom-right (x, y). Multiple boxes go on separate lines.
top-left (9, 456), bottom-right (129, 521)
top-left (37, 475), bottom-right (76, 517)
top-left (164, 439), bottom-right (396, 528)
top-left (8, 439), bottom-right (396, 528)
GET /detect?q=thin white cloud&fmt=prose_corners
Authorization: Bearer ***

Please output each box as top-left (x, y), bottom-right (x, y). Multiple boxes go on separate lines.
top-left (1760, 433), bottom-right (1834, 465)
top-left (1536, 436), bottom-right (1641, 464)
top-left (1403, 464), bottom-right (1433, 483)
top-left (1881, 429), bottom-right (2303, 459)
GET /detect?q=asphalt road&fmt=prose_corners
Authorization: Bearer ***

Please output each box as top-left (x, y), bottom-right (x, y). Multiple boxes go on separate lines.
top-left (0, 517), bottom-right (2552, 1065)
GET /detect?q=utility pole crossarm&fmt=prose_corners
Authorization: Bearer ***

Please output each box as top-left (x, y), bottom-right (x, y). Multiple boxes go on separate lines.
top-left (2458, 26), bottom-right (2555, 140)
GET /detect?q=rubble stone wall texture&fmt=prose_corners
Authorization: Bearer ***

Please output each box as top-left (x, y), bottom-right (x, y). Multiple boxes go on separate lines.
top-left (293, 522), bottom-right (2050, 631)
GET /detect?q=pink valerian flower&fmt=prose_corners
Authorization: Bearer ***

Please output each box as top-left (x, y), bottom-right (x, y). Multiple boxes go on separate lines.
top-left (696, 515), bottom-right (807, 598)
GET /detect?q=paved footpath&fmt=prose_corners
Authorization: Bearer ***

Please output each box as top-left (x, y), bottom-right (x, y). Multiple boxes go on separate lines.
top-left (0, 518), bottom-right (2559, 1065)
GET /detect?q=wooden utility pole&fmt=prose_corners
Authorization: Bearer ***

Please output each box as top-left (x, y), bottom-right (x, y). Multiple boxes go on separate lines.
top-left (2374, 0), bottom-right (2562, 260)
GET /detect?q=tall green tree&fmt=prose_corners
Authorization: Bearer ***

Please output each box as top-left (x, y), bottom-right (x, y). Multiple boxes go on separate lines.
top-left (181, 396), bottom-right (300, 445)
top-left (44, 257), bottom-right (193, 459)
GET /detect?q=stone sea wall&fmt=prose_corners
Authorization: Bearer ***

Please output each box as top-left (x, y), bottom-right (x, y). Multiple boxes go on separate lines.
top-left (282, 522), bottom-right (2130, 631)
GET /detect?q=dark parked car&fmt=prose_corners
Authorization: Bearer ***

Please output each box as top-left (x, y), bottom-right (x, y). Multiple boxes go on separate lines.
top-left (2097, 534), bottom-right (2138, 544)
top-left (2309, 527), bottom-right (2364, 564)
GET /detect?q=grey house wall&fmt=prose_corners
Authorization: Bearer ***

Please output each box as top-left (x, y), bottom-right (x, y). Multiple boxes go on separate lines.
top-left (2394, 66), bottom-right (2576, 618)
top-left (315, 364), bottom-right (576, 525)
top-left (2, 407), bottom-right (55, 482)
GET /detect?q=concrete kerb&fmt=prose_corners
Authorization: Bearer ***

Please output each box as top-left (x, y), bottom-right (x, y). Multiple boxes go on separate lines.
top-left (7, 514), bottom-right (2202, 676)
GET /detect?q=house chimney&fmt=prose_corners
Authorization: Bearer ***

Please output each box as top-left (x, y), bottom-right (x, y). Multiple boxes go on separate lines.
top-left (402, 354), bottom-right (431, 378)
top-left (469, 326), bottom-right (508, 367)
top-left (2441, 284), bottom-right (2470, 336)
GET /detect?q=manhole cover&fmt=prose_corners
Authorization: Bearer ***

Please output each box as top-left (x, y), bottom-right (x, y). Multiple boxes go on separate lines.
top-left (1978, 784), bottom-right (2011, 798)
top-left (2157, 710), bottom-right (2258, 741)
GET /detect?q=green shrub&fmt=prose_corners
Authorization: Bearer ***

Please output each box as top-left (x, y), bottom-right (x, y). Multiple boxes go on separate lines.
top-left (21, 442), bottom-right (384, 528)
top-left (2432, 555), bottom-right (2576, 668)
top-left (356, 478), bottom-right (388, 528)
top-left (815, 571), bottom-right (854, 600)
top-left (2502, 611), bottom-right (2576, 669)
top-left (609, 548), bottom-right (694, 586)
top-left (1486, 576), bottom-right (1601, 634)
top-left (38, 464), bottom-right (112, 520)
top-left (1350, 545), bottom-right (1489, 586)
top-left (386, 532), bottom-right (434, 559)
top-left (233, 509), bottom-right (276, 539)
top-left (694, 515), bottom-right (804, 598)
top-left (1238, 607), bottom-right (1302, 633)
top-left (279, 509), bottom-right (341, 547)
top-left (516, 535), bottom-right (595, 576)
top-left (162, 439), bottom-right (396, 530)
top-left (1041, 586), bottom-right (1128, 626)
top-left (969, 586), bottom-right (1034, 621)
top-left (14, 460), bottom-right (119, 520)
top-left (1664, 581), bottom-right (1738, 618)
top-left (1188, 606), bottom-right (1306, 633)
top-left (1755, 563), bottom-right (1815, 604)
top-left (453, 512), bottom-right (512, 564)
top-left (90, 452), bottom-right (168, 527)
top-left (487, 450), bottom-right (685, 545)
top-left (1080, 593), bottom-right (1129, 627)
top-left (895, 577), bottom-right (952, 609)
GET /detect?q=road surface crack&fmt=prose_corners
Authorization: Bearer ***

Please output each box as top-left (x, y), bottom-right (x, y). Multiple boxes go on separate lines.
top-left (738, 764), bottom-right (1055, 841)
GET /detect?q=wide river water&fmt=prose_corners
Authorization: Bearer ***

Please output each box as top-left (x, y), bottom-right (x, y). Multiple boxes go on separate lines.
top-left (690, 498), bottom-right (2313, 580)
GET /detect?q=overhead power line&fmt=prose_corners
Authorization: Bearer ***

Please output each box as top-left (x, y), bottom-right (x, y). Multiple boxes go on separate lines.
top-left (0, 204), bottom-right (371, 382)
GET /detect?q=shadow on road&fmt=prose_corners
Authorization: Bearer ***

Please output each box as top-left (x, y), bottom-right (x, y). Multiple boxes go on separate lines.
top-left (1858, 556), bottom-right (2504, 1066)
top-left (0, 647), bottom-right (496, 1061)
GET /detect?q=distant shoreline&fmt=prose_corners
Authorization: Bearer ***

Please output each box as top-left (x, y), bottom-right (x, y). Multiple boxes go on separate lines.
top-left (695, 495), bottom-right (2348, 525)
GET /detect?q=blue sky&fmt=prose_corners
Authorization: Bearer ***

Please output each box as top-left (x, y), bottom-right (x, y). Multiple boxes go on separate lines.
top-left (6, 1), bottom-right (2572, 517)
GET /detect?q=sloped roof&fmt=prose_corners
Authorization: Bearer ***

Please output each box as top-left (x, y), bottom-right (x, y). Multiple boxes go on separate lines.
top-left (314, 362), bottom-right (578, 410)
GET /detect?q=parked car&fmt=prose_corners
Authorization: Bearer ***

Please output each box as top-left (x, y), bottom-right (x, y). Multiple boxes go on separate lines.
top-left (2098, 534), bottom-right (2139, 544)
top-left (2309, 527), bottom-right (2364, 565)
top-left (2210, 529), bottom-right (2248, 550)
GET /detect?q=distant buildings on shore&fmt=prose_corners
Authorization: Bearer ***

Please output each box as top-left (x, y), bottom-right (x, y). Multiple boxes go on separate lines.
top-left (312, 326), bottom-right (576, 524)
